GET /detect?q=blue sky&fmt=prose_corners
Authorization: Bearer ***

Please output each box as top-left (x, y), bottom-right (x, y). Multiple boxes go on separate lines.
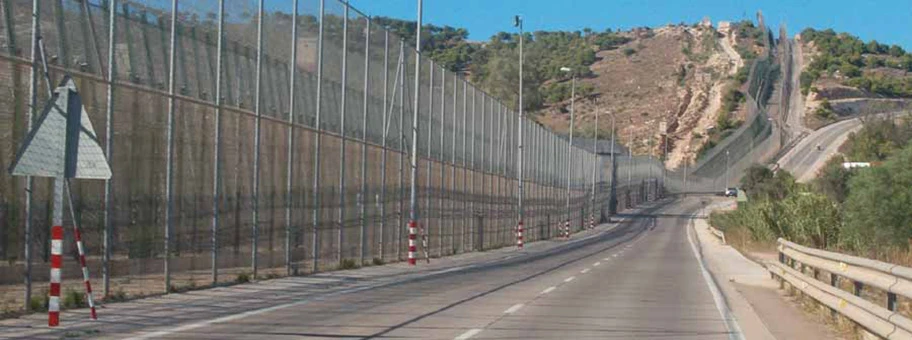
top-left (348, 0), bottom-right (912, 49)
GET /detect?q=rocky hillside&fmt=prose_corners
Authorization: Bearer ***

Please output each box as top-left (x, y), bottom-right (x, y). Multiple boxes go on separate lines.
top-left (380, 17), bottom-right (766, 168)
top-left (536, 20), bottom-right (765, 168)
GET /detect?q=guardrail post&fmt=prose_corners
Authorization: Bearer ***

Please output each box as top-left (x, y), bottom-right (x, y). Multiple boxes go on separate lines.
top-left (888, 292), bottom-right (898, 311)
top-left (830, 273), bottom-right (838, 287)
top-left (853, 281), bottom-right (863, 297)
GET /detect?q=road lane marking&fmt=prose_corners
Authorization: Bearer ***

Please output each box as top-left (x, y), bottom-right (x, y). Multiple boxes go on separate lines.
top-left (455, 328), bottom-right (483, 340)
top-left (541, 286), bottom-right (556, 294)
top-left (503, 303), bottom-right (524, 314)
top-left (686, 215), bottom-right (746, 340)
top-left (564, 276), bottom-right (575, 283)
top-left (580, 268), bottom-right (590, 274)
top-left (593, 262), bottom-right (601, 266)
top-left (603, 257), bottom-right (611, 261)
top-left (612, 254), bottom-right (619, 257)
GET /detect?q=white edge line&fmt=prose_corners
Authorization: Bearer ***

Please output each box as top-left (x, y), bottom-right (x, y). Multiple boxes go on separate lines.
top-left (580, 268), bottom-right (590, 274)
top-left (455, 328), bottom-right (483, 340)
top-left (686, 214), bottom-right (745, 340)
top-left (541, 286), bottom-right (556, 294)
top-left (593, 262), bottom-right (601, 266)
top-left (564, 276), bottom-right (575, 283)
top-left (503, 303), bottom-right (524, 314)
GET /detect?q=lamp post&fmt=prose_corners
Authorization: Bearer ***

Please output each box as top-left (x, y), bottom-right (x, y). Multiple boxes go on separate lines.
top-left (560, 66), bottom-right (575, 237)
top-left (514, 15), bottom-right (524, 248)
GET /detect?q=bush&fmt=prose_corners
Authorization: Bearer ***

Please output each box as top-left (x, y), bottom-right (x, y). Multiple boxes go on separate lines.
top-left (372, 257), bottom-right (385, 266)
top-left (842, 142), bottom-right (912, 250)
top-left (813, 155), bottom-right (851, 203)
top-left (339, 258), bottom-right (359, 270)
top-left (236, 272), bottom-right (251, 284)
top-left (62, 289), bottom-right (86, 309)
top-left (30, 294), bottom-right (48, 312)
top-left (622, 48), bottom-right (637, 56)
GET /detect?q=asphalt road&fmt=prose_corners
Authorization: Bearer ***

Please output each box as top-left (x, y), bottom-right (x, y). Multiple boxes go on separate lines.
top-left (141, 199), bottom-right (732, 339)
top-left (777, 117), bottom-right (862, 182)
top-left (2, 198), bottom-right (738, 339)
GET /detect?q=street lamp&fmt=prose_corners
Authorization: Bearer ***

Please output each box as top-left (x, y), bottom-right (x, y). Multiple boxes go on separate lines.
top-left (560, 66), bottom-right (575, 237)
top-left (725, 149), bottom-right (731, 190)
top-left (514, 15), bottom-right (524, 248)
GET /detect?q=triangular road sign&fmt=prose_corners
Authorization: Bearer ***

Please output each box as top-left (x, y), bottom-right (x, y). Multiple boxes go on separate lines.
top-left (9, 76), bottom-right (111, 179)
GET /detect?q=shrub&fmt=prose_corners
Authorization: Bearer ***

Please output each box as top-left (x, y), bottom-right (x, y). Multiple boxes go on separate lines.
top-left (62, 289), bottom-right (86, 309)
top-left (372, 257), bottom-right (385, 266)
top-left (236, 272), bottom-right (251, 284)
top-left (622, 48), bottom-right (637, 56)
top-left (339, 258), bottom-right (359, 270)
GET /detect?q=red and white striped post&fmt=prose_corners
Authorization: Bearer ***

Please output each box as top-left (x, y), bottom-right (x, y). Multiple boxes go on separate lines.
top-left (407, 221), bottom-right (417, 265)
top-left (516, 221), bottom-right (524, 248)
top-left (73, 227), bottom-right (97, 319)
top-left (589, 214), bottom-right (595, 229)
top-left (563, 220), bottom-right (570, 238)
top-left (49, 225), bottom-right (63, 326)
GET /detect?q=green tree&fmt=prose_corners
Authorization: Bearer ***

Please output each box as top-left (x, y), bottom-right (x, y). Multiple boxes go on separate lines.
top-left (842, 142), bottom-right (912, 250)
top-left (813, 155), bottom-right (851, 203)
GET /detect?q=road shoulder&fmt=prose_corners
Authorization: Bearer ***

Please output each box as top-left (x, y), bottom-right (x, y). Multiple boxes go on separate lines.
top-left (694, 199), bottom-right (839, 340)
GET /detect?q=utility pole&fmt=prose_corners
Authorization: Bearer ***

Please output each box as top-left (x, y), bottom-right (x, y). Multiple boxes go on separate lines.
top-left (514, 15), bottom-right (524, 248)
top-left (725, 149), bottom-right (731, 189)
top-left (407, 0), bottom-right (423, 265)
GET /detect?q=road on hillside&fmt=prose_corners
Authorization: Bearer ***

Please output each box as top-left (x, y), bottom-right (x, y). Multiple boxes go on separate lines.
top-left (777, 117), bottom-right (861, 182)
top-left (112, 199), bottom-right (732, 339)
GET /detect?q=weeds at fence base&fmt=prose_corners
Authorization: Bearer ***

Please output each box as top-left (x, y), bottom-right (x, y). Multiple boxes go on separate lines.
top-left (236, 273), bottom-right (251, 284)
top-left (372, 258), bottom-right (385, 266)
top-left (339, 259), bottom-right (359, 270)
top-left (62, 289), bottom-right (86, 309)
top-left (30, 294), bottom-right (48, 312)
top-left (104, 289), bottom-right (128, 303)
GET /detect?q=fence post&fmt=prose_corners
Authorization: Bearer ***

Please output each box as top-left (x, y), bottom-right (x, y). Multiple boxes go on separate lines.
top-left (359, 17), bottom-right (371, 266)
top-left (285, 0), bottom-right (299, 275)
top-left (311, 0), bottom-right (325, 272)
top-left (162, 0), bottom-right (178, 294)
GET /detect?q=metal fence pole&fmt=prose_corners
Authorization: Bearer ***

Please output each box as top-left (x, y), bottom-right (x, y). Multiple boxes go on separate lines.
top-left (450, 72), bottom-right (457, 253)
top-left (251, 0), bottom-right (264, 280)
top-left (470, 86), bottom-right (476, 251)
top-left (285, 0), bottom-right (299, 275)
top-left (163, 0), bottom-right (179, 294)
top-left (461, 78), bottom-right (467, 252)
top-left (378, 29), bottom-right (388, 261)
top-left (480, 92), bottom-right (486, 249)
top-left (22, 0), bottom-right (39, 310)
top-left (359, 17), bottom-right (371, 265)
top-left (438, 66), bottom-right (445, 257)
top-left (425, 61), bottom-right (433, 257)
top-left (407, 0), bottom-right (424, 265)
top-left (210, 0), bottom-right (226, 285)
top-left (397, 39), bottom-right (405, 261)
top-left (311, 0), bottom-right (325, 272)
top-left (101, 0), bottom-right (117, 299)
top-left (337, 1), bottom-right (349, 265)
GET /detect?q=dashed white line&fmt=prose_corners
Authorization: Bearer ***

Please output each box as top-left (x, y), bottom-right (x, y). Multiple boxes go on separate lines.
top-left (593, 262), bottom-right (601, 266)
top-left (503, 303), bottom-right (524, 314)
top-left (455, 328), bottom-right (483, 340)
top-left (580, 268), bottom-right (590, 274)
top-left (564, 276), bottom-right (576, 283)
top-left (612, 254), bottom-right (619, 258)
top-left (541, 286), bottom-right (556, 294)
top-left (603, 257), bottom-right (611, 261)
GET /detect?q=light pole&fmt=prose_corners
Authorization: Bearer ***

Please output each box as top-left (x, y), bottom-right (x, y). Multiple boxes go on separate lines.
top-left (560, 66), bottom-right (575, 237)
top-left (514, 15), bottom-right (524, 248)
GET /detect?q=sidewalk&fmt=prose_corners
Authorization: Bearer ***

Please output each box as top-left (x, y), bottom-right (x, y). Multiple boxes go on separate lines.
top-left (693, 199), bottom-right (841, 340)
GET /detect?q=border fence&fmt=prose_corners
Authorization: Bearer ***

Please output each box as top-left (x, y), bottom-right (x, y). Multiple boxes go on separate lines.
top-left (0, 0), bottom-right (658, 314)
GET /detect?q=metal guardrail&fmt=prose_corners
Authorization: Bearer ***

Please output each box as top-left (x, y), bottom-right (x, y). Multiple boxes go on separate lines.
top-left (708, 226), bottom-right (726, 244)
top-left (772, 238), bottom-right (912, 339)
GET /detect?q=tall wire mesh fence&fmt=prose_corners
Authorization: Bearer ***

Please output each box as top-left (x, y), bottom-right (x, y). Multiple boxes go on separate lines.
top-left (0, 0), bottom-right (657, 314)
